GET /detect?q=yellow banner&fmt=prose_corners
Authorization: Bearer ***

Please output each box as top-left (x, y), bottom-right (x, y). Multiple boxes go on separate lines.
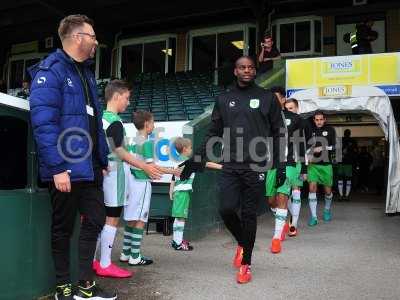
top-left (286, 53), bottom-right (400, 96)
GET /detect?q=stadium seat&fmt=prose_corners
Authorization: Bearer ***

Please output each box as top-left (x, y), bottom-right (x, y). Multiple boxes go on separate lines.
top-left (153, 112), bottom-right (168, 122)
top-left (123, 70), bottom-right (222, 120)
top-left (168, 113), bottom-right (187, 121)
top-left (152, 107), bottom-right (165, 113)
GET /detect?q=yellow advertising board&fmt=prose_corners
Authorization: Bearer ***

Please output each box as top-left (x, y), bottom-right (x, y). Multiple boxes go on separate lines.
top-left (286, 52), bottom-right (400, 97)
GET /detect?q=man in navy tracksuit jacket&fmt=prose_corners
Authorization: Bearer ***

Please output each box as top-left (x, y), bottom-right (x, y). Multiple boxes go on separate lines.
top-left (30, 15), bottom-right (116, 300)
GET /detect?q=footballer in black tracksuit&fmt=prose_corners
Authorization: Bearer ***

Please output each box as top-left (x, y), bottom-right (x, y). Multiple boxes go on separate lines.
top-left (196, 57), bottom-right (284, 269)
top-left (281, 109), bottom-right (307, 169)
top-left (266, 109), bottom-right (307, 195)
top-left (307, 124), bottom-right (337, 179)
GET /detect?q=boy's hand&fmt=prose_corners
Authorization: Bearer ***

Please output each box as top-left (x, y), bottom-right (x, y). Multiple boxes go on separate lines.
top-left (172, 167), bottom-right (182, 177)
top-left (143, 163), bottom-right (163, 180)
top-left (313, 146), bottom-right (323, 153)
top-left (300, 163), bottom-right (308, 181)
top-left (300, 173), bottom-right (308, 181)
top-left (169, 192), bottom-right (174, 201)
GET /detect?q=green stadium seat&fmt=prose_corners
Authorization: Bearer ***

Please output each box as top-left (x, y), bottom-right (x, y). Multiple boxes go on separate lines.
top-left (168, 104), bottom-right (183, 109)
top-left (185, 105), bottom-right (203, 112)
top-left (151, 106), bottom-right (166, 113)
top-left (152, 101), bottom-right (165, 107)
top-left (168, 113), bottom-right (187, 121)
top-left (153, 112), bottom-right (168, 121)
top-left (168, 107), bottom-right (184, 114)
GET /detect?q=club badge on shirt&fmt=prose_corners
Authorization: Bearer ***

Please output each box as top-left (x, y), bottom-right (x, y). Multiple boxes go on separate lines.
top-left (229, 101), bottom-right (236, 107)
top-left (249, 99), bottom-right (260, 109)
top-left (322, 131), bottom-right (328, 136)
top-left (285, 119), bottom-right (291, 126)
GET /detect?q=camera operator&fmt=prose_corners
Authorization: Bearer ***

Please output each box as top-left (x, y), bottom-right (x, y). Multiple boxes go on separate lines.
top-left (258, 34), bottom-right (281, 74)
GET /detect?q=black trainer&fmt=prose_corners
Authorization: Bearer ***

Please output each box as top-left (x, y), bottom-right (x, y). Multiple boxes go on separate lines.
top-left (74, 281), bottom-right (117, 300)
top-left (171, 240), bottom-right (193, 251)
top-left (54, 283), bottom-right (73, 300)
top-left (128, 255), bottom-right (154, 266)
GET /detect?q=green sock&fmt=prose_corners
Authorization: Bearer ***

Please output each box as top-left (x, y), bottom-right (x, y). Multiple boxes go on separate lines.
top-left (130, 227), bottom-right (144, 259)
top-left (122, 226), bottom-right (134, 256)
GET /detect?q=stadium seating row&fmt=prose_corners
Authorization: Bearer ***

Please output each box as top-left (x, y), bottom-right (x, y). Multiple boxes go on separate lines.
top-left (98, 71), bottom-right (224, 122)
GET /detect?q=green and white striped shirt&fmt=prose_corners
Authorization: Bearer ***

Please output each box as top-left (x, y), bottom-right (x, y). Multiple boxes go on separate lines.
top-left (173, 173), bottom-right (195, 192)
top-left (127, 138), bottom-right (154, 180)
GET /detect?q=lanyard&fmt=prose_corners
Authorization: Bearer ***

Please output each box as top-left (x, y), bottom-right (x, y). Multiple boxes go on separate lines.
top-left (73, 63), bottom-right (91, 107)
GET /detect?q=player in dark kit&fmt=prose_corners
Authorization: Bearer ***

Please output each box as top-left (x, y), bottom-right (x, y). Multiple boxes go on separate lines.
top-left (266, 96), bottom-right (307, 253)
top-left (337, 129), bottom-right (357, 201)
top-left (180, 56), bottom-right (285, 284)
top-left (306, 111), bottom-right (336, 226)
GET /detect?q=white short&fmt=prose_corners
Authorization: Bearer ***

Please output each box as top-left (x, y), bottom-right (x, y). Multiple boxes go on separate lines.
top-left (103, 161), bottom-right (130, 207)
top-left (124, 173), bottom-right (152, 222)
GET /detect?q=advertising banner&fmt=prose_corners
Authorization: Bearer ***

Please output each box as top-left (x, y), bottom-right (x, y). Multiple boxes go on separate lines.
top-left (125, 121), bottom-right (188, 183)
top-left (286, 52), bottom-right (400, 97)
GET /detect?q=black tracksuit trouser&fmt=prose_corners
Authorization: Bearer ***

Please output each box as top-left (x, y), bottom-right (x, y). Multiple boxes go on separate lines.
top-left (218, 168), bottom-right (265, 265)
top-left (48, 168), bottom-right (106, 285)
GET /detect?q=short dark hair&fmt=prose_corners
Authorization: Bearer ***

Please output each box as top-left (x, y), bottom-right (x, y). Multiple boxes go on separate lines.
top-left (270, 86), bottom-right (286, 97)
top-left (104, 79), bottom-right (131, 103)
top-left (132, 110), bottom-right (153, 130)
top-left (263, 33), bottom-right (272, 40)
top-left (285, 98), bottom-right (299, 107)
top-left (58, 14), bottom-right (94, 41)
top-left (235, 56), bottom-right (255, 68)
top-left (174, 137), bottom-right (192, 154)
top-left (314, 110), bottom-right (325, 118)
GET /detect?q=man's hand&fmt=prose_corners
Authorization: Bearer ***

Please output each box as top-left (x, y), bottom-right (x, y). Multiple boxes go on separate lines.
top-left (300, 163), bottom-right (308, 181)
top-left (143, 164), bottom-right (163, 180)
top-left (276, 164), bottom-right (287, 188)
top-left (102, 166), bottom-right (111, 177)
top-left (313, 146), bottom-right (323, 153)
top-left (301, 173), bottom-right (308, 181)
top-left (169, 191), bottom-right (174, 201)
top-left (180, 157), bottom-right (206, 180)
top-left (53, 171), bottom-right (71, 193)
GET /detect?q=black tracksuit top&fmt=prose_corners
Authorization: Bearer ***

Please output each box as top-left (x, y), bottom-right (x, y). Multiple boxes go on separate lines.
top-left (280, 110), bottom-right (307, 166)
top-left (202, 82), bottom-right (283, 170)
top-left (307, 125), bottom-right (336, 165)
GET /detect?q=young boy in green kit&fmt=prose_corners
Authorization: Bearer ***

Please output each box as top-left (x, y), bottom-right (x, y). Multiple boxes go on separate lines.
top-left (169, 137), bottom-right (222, 251)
